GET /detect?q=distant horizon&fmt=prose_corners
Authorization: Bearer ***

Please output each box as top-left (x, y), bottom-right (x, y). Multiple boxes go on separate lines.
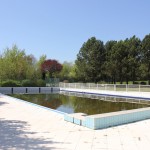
top-left (0, 0), bottom-right (150, 62)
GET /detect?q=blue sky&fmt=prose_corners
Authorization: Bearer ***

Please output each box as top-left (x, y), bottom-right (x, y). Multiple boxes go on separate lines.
top-left (0, 0), bottom-right (150, 63)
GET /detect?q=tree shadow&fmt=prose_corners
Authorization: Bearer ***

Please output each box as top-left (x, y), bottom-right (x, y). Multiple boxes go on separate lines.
top-left (0, 101), bottom-right (8, 106)
top-left (0, 118), bottom-right (61, 150)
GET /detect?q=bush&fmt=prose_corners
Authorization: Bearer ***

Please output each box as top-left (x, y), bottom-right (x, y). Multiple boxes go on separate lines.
top-left (36, 79), bottom-right (46, 87)
top-left (1, 80), bottom-right (21, 87)
top-left (98, 81), bottom-right (107, 84)
top-left (140, 81), bottom-right (147, 85)
top-left (133, 81), bottom-right (139, 84)
top-left (21, 79), bottom-right (37, 87)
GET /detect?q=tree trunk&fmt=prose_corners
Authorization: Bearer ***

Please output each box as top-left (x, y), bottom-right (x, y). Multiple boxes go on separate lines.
top-left (113, 74), bottom-right (116, 84)
top-left (126, 77), bottom-right (128, 85)
top-left (119, 68), bottom-right (123, 84)
top-left (120, 76), bottom-right (123, 84)
top-left (132, 69), bottom-right (135, 84)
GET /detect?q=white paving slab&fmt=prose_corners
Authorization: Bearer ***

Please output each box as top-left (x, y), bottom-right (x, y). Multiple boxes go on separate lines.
top-left (1, 94), bottom-right (150, 150)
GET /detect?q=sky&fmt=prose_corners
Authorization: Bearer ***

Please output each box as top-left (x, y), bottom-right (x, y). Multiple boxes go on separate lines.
top-left (0, 0), bottom-right (150, 63)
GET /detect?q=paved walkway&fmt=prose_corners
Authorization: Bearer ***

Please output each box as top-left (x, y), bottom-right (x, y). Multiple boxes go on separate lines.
top-left (1, 94), bottom-right (150, 150)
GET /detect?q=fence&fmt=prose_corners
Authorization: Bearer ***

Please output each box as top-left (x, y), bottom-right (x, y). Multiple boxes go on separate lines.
top-left (46, 78), bottom-right (59, 87)
top-left (59, 83), bottom-right (150, 92)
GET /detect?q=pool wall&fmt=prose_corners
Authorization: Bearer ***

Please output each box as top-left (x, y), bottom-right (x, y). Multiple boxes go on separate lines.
top-left (64, 107), bottom-right (150, 129)
top-left (62, 88), bottom-right (150, 129)
top-left (1, 93), bottom-right (66, 115)
top-left (1, 86), bottom-right (150, 130)
top-left (0, 87), bottom-right (59, 94)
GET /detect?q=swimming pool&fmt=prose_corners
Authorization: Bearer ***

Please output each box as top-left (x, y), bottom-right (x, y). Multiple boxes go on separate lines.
top-left (9, 91), bottom-right (149, 115)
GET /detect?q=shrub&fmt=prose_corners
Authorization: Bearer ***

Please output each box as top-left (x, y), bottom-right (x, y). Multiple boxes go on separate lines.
top-left (1, 80), bottom-right (21, 87)
top-left (133, 81), bottom-right (139, 84)
top-left (98, 81), bottom-right (107, 84)
top-left (22, 79), bottom-right (37, 87)
top-left (140, 81), bottom-right (147, 85)
top-left (36, 79), bottom-right (46, 87)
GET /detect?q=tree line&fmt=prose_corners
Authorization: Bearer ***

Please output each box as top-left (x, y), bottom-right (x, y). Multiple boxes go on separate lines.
top-left (0, 45), bottom-right (72, 86)
top-left (0, 34), bottom-right (150, 86)
top-left (75, 34), bottom-right (150, 84)
top-left (0, 45), bottom-right (46, 86)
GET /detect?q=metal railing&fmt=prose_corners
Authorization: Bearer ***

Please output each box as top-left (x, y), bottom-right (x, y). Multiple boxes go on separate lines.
top-left (59, 82), bottom-right (150, 92)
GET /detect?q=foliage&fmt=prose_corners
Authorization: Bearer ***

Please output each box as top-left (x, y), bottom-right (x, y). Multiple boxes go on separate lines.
top-left (75, 37), bottom-right (105, 83)
top-left (142, 34), bottom-right (150, 84)
top-left (36, 55), bottom-right (47, 79)
top-left (104, 40), bottom-right (117, 83)
top-left (140, 81), bottom-right (147, 85)
top-left (59, 61), bottom-right (76, 82)
top-left (1, 80), bottom-right (21, 87)
top-left (21, 79), bottom-right (37, 87)
top-left (0, 45), bottom-right (37, 81)
top-left (125, 36), bottom-right (141, 84)
top-left (36, 79), bottom-right (46, 87)
top-left (1, 33), bottom-right (150, 85)
top-left (41, 59), bottom-right (63, 79)
top-left (75, 35), bottom-right (150, 84)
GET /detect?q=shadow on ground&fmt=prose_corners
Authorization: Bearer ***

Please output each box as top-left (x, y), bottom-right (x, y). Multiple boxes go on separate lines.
top-left (0, 118), bottom-right (61, 150)
top-left (0, 101), bottom-right (8, 106)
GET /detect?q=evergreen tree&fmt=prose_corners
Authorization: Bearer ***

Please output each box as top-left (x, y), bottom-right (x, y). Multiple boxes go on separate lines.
top-left (75, 37), bottom-right (105, 82)
top-left (142, 34), bottom-right (150, 84)
top-left (104, 40), bottom-right (117, 83)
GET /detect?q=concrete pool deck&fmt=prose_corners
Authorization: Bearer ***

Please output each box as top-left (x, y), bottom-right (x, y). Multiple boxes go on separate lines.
top-left (1, 94), bottom-right (150, 150)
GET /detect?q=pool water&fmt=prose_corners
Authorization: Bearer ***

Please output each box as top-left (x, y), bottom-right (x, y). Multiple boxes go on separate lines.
top-left (10, 92), bottom-right (149, 115)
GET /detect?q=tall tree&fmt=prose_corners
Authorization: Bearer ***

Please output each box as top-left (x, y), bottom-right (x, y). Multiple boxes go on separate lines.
top-left (36, 55), bottom-right (47, 79)
top-left (142, 34), bottom-right (150, 84)
top-left (75, 37), bottom-right (105, 82)
top-left (104, 40), bottom-right (117, 83)
top-left (25, 54), bottom-right (38, 80)
top-left (111, 40), bottom-right (128, 84)
top-left (126, 36), bottom-right (141, 84)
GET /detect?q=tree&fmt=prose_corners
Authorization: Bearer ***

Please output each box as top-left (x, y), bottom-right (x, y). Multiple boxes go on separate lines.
top-left (104, 40), bottom-right (117, 83)
top-left (36, 55), bottom-right (47, 79)
top-left (104, 37), bottom-right (141, 84)
top-left (59, 61), bottom-right (76, 82)
top-left (126, 36), bottom-right (141, 84)
top-left (1, 45), bottom-right (27, 80)
top-left (0, 55), bottom-right (5, 83)
top-left (0, 45), bottom-right (40, 82)
top-left (107, 40), bottom-right (127, 84)
top-left (142, 34), bottom-right (150, 84)
top-left (75, 37), bottom-right (105, 83)
top-left (41, 59), bottom-right (62, 79)
top-left (25, 54), bottom-right (38, 80)
top-left (61, 62), bottom-right (77, 82)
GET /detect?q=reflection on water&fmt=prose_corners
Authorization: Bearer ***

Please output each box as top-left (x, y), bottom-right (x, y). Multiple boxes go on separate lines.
top-left (10, 92), bottom-right (150, 115)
